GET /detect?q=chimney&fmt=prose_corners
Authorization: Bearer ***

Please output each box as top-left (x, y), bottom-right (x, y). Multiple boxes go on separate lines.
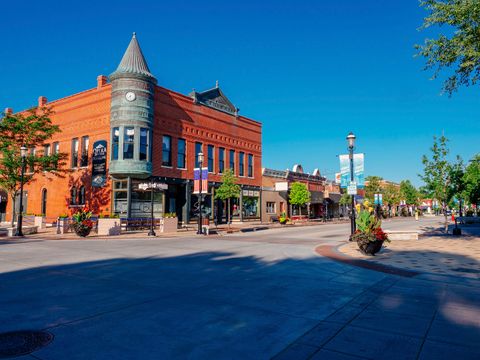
top-left (97, 75), bottom-right (108, 89)
top-left (38, 96), bottom-right (47, 107)
top-left (4, 108), bottom-right (13, 115)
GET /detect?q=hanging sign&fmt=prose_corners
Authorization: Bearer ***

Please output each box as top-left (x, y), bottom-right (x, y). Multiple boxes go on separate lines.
top-left (339, 153), bottom-right (365, 189)
top-left (193, 167), bottom-right (208, 194)
top-left (91, 140), bottom-right (107, 187)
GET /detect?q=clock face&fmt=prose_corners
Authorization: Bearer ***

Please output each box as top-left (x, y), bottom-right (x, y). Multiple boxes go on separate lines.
top-left (125, 91), bottom-right (136, 102)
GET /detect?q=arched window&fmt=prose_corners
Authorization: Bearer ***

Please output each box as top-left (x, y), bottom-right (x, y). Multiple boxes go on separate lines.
top-left (79, 186), bottom-right (86, 205)
top-left (41, 188), bottom-right (47, 215)
top-left (70, 187), bottom-right (77, 205)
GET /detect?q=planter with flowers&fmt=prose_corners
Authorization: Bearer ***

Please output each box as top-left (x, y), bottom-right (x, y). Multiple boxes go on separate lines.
top-left (71, 209), bottom-right (94, 237)
top-left (351, 202), bottom-right (390, 256)
top-left (279, 212), bottom-right (289, 225)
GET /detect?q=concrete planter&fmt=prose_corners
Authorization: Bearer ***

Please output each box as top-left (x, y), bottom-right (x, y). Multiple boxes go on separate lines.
top-left (160, 217), bottom-right (178, 233)
top-left (97, 218), bottom-right (121, 236)
top-left (56, 218), bottom-right (71, 234)
top-left (34, 216), bottom-right (46, 229)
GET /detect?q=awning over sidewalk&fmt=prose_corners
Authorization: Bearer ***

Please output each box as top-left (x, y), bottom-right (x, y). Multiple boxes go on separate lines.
top-left (326, 192), bottom-right (341, 204)
top-left (310, 191), bottom-right (324, 204)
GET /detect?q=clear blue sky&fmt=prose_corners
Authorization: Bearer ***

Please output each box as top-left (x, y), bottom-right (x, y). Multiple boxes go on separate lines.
top-left (2, 0), bottom-right (479, 187)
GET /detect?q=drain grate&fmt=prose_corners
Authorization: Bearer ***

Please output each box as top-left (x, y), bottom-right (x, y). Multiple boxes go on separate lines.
top-left (0, 330), bottom-right (53, 358)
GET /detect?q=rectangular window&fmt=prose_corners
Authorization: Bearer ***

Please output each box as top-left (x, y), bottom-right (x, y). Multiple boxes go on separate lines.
top-left (219, 148), bottom-right (225, 174)
top-left (239, 152), bottom-right (245, 176)
top-left (80, 136), bottom-right (89, 167)
top-left (28, 148), bottom-right (35, 173)
top-left (229, 150), bottom-right (235, 173)
top-left (248, 154), bottom-right (253, 177)
top-left (123, 127), bottom-right (134, 159)
top-left (178, 138), bottom-right (186, 169)
top-left (195, 142), bottom-right (203, 168)
top-left (71, 138), bottom-right (79, 168)
top-left (207, 145), bottom-right (214, 172)
top-left (266, 202), bottom-right (276, 214)
top-left (162, 135), bottom-right (172, 166)
top-left (140, 128), bottom-right (149, 161)
top-left (52, 142), bottom-right (59, 169)
top-left (43, 144), bottom-right (51, 170)
top-left (112, 127), bottom-right (119, 160)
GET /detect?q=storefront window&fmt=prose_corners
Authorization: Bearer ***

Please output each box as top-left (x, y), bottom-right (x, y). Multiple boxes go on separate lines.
top-left (123, 127), bottom-right (135, 159)
top-left (243, 196), bottom-right (259, 218)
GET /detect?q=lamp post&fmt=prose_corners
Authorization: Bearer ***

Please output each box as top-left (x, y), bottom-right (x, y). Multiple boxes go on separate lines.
top-left (197, 152), bottom-right (204, 235)
top-left (148, 183), bottom-right (156, 236)
top-left (15, 145), bottom-right (28, 237)
top-left (347, 132), bottom-right (356, 237)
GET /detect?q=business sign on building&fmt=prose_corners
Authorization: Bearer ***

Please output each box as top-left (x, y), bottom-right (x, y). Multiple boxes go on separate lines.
top-left (193, 168), bottom-right (208, 194)
top-left (339, 153), bottom-right (365, 189)
top-left (91, 140), bottom-right (107, 187)
top-left (275, 182), bottom-right (289, 191)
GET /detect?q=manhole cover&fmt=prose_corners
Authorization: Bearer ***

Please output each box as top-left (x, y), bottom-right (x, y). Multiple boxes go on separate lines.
top-left (452, 267), bottom-right (480, 274)
top-left (0, 330), bottom-right (53, 358)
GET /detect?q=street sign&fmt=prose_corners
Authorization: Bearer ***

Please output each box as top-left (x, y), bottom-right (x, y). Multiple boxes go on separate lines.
top-left (347, 182), bottom-right (357, 195)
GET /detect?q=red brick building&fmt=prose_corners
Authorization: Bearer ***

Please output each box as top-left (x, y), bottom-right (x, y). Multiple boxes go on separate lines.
top-left (3, 33), bottom-right (262, 225)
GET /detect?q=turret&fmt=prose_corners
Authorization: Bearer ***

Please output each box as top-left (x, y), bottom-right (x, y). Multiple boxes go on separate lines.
top-left (109, 32), bottom-right (156, 178)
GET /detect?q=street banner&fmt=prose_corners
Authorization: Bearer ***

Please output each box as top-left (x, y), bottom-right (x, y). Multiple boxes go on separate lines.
top-left (374, 193), bottom-right (383, 205)
top-left (193, 167), bottom-right (209, 194)
top-left (339, 153), bottom-right (365, 188)
top-left (91, 140), bottom-right (107, 187)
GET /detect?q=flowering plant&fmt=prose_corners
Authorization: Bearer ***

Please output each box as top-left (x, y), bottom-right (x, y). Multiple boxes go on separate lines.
top-left (279, 212), bottom-right (289, 224)
top-left (71, 209), bottom-right (94, 237)
top-left (351, 209), bottom-right (390, 244)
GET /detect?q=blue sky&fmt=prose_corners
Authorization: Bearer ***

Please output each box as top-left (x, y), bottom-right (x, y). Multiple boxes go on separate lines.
top-left (2, 0), bottom-right (479, 186)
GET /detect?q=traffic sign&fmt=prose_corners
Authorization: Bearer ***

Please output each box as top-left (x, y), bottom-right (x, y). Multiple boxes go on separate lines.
top-left (347, 182), bottom-right (357, 195)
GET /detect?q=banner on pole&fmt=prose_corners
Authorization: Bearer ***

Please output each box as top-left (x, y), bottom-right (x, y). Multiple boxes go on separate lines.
top-left (193, 167), bottom-right (209, 194)
top-left (339, 153), bottom-right (365, 189)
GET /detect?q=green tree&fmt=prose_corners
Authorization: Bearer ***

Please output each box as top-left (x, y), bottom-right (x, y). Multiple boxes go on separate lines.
top-left (416, 0), bottom-right (480, 95)
top-left (364, 176), bottom-right (383, 203)
top-left (420, 135), bottom-right (453, 231)
top-left (215, 169), bottom-right (240, 228)
top-left (0, 107), bottom-right (67, 226)
top-left (463, 154), bottom-right (480, 211)
top-left (400, 180), bottom-right (419, 206)
top-left (339, 192), bottom-right (351, 206)
top-left (383, 183), bottom-right (401, 216)
top-left (448, 156), bottom-right (466, 214)
top-left (289, 182), bottom-right (311, 216)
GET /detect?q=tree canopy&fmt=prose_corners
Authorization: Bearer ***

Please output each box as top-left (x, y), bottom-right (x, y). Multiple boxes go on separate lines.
top-left (364, 175), bottom-right (383, 202)
top-left (215, 169), bottom-right (240, 201)
top-left (400, 180), bottom-right (419, 206)
top-left (289, 182), bottom-right (311, 207)
top-left (416, 0), bottom-right (480, 95)
top-left (463, 154), bottom-right (480, 206)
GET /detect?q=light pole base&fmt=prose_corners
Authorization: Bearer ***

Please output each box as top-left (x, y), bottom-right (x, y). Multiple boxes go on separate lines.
top-left (14, 231), bottom-right (24, 237)
top-left (147, 230), bottom-right (156, 236)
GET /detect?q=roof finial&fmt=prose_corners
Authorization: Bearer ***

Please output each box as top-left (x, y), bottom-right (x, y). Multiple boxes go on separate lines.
top-left (132, 32), bottom-right (136, 38)
top-left (215, 80), bottom-right (219, 88)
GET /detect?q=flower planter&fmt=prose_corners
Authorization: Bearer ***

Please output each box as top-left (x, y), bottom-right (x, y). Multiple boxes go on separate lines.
top-left (72, 223), bottom-right (92, 237)
top-left (56, 218), bottom-right (71, 234)
top-left (34, 216), bottom-right (46, 229)
top-left (357, 239), bottom-right (384, 256)
top-left (97, 218), bottom-right (121, 236)
top-left (160, 217), bottom-right (178, 233)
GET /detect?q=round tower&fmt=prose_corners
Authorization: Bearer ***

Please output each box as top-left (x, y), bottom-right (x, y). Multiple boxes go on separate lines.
top-left (109, 33), bottom-right (156, 178)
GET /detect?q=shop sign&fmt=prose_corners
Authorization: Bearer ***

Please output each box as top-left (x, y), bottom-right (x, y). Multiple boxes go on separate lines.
top-left (275, 182), bottom-right (288, 191)
top-left (92, 140), bottom-right (107, 187)
top-left (138, 182), bottom-right (168, 191)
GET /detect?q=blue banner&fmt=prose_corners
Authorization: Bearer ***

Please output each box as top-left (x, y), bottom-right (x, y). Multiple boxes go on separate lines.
top-left (339, 153), bottom-right (364, 188)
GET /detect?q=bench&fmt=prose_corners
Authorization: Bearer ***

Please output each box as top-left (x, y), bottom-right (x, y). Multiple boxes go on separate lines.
top-left (120, 218), bottom-right (161, 232)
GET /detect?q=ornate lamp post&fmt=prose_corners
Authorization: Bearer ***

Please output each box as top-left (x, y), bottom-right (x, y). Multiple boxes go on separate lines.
top-left (347, 132), bottom-right (356, 237)
top-left (15, 145), bottom-right (28, 237)
top-left (197, 152), bottom-right (204, 235)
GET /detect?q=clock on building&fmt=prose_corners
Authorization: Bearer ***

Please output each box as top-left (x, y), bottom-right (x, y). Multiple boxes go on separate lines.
top-left (125, 91), bottom-right (136, 102)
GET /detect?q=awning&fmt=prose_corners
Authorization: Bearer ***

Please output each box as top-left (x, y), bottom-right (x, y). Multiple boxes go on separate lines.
top-left (310, 191), bottom-right (324, 204)
top-left (326, 192), bottom-right (342, 204)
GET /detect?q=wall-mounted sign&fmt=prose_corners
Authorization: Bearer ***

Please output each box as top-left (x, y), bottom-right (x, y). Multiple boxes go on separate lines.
top-left (92, 140), bottom-right (107, 187)
top-left (138, 182), bottom-right (168, 191)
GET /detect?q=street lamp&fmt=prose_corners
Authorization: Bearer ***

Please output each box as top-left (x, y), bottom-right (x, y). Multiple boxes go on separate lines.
top-left (147, 183), bottom-right (156, 237)
top-left (347, 132), bottom-right (356, 237)
top-left (197, 152), bottom-right (204, 235)
top-left (15, 145), bottom-right (28, 237)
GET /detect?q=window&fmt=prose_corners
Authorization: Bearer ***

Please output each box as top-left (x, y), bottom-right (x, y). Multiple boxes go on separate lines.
top-left (140, 128), bottom-right (149, 161)
top-left (219, 148), bottom-right (225, 174)
top-left (266, 202), bottom-right (276, 214)
top-left (123, 127), bottom-right (134, 159)
top-left (162, 135), bottom-right (172, 166)
top-left (80, 136), bottom-right (89, 167)
top-left (112, 127), bottom-right (119, 160)
top-left (239, 152), bottom-right (245, 176)
top-left (178, 138), bottom-right (186, 169)
top-left (28, 148), bottom-right (35, 173)
top-left (248, 154), bottom-right (254, 177)
top-left (207, 145), bottom-right (214, 172)
top-left (43, 144), bottom-right (51, 170)
top-left (41, 188), bottom-right (47, 215)
top-left (229, 150), bottom-right (235, 173)
top-left (70, 187), bottom-right (77, 205)
top-left (79, 186), bottom-right (86, 205)
top-left (52, 142), bottom-right (59, 169)
top-left (71, 138), bottom-right (79, 168)
top-left (195, 142), bottom-right (203, 168)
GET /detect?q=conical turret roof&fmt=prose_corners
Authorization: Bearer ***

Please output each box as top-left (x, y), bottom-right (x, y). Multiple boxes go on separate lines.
top-left (110, 33), bottom-right (156, 80)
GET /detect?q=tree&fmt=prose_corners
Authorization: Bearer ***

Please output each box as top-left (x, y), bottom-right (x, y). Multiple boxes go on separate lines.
top-left (463, 154), bottom-right (480, 211)
top-left (383, 183), bottom-right (401, 216)
top-left (0, 107), bottom-right (67, 226)
top-left (364, 176), bottom-right (383, 203)
top-left (448, 156), bottom-right (466, 215)
top-left (215, 169), bottom-right (240, 228)
top-left (419, 135), bottom-right (452, 231)
top-left (288, 182), bottom-right (311, 216)
top-left (400, 180), bottom-right (419, 206)
top-left (416, 0), bottom-right (480, 95)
